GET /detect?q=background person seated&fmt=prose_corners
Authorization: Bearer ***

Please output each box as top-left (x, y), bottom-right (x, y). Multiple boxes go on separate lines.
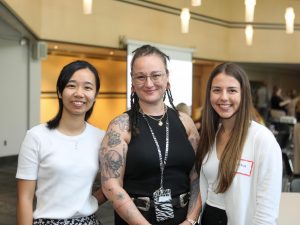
top-left (271, 86), bottom-right (290, 115)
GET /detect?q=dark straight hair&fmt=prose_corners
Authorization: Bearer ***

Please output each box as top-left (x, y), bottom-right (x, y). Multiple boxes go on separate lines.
top-left (47, 60), bottom-right (100, 129)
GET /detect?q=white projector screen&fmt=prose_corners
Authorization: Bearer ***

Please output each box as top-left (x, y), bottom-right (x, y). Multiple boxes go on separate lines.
top-left (126, 40), bottom-right (194, 110)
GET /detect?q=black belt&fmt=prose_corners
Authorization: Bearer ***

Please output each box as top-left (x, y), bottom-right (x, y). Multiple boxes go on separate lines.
top-left (132, 192), bottom-right (190, 211)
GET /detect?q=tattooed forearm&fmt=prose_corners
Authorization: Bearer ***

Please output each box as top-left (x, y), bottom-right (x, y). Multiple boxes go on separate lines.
top-left (116, 192), bottom-right (125, 201)
top-left (188, 176), bottom-right (200, 214)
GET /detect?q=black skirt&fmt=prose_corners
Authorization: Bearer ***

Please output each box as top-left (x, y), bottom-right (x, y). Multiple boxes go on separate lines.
top-left (201, 204), bottom-right (227, 225)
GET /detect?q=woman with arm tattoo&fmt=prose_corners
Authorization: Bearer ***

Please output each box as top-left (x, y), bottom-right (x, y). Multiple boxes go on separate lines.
top-left (100, 45), bottom-right (201, 225)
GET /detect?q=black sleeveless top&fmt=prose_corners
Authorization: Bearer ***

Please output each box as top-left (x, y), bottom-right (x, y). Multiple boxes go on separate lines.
top-left (124, 107), bottom-right (195, 197)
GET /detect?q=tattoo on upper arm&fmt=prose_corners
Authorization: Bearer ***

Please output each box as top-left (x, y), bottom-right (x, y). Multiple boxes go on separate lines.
top-left (111, 114), bottom-right (130, 132)
top-left (189, 129), bottom-right (200, 151)
top-left (102, 150), bottom-right (124, 179)
top-left (107, 130), bottom-right (121, 147)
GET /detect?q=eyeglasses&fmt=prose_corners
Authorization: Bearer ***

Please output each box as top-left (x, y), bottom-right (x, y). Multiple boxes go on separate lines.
top-left (132, 72), bottom-right (165, 86)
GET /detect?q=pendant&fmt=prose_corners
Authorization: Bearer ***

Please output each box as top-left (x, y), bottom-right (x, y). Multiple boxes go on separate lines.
top-left (158, 121), bottom-right (163, 126)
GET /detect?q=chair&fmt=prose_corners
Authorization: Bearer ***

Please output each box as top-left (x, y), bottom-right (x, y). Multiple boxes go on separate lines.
top-left (270, 109), bottom-right (286, 121)
top-left (273, 122), bottom-right (291, 149)
top-left (282, 152), bottom-right (300, 191)
top-left (293, 123), bottom-right (300, 174)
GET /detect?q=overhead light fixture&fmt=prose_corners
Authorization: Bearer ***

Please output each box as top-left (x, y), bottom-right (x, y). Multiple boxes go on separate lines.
top-left (245, 25), bottom-right (254, 46)
top-left (245, 0), bottom-right (256, 22)
top-left (285, 7), bottom-right (295, 34)
top-left (180, 8), bottom-right (191, 33)
top-left (191, 0), bottom-right (201, 7)
top-left (19, 37), bottom-right (27, 46)
top-left (83, 0), bottom-right (93, 15)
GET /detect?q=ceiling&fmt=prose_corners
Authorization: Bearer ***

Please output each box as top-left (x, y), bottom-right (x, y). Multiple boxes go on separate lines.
top-left (44, 1), bottom-right (300, 73)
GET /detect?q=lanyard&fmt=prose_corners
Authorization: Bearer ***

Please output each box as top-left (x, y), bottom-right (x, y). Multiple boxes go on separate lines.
top-left (142, 112), bottom-right (169, 189)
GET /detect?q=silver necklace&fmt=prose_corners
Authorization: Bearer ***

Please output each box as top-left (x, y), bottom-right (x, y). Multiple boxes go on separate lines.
top-left (142, 112), bottom-right (169, 188)
top-left (140, 105), bottom-right (167, 126)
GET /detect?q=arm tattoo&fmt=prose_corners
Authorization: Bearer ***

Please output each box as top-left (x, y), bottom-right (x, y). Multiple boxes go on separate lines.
top-left (111, 114), bottom-right (130, 131)
top-left (107, 130), bottom-right (121, 147)
top-left (116, 192), bottom-right (125, 200)
top-left (189, 128), bottom-right (199, 152)
top-left (188, 176), bottom-right (200, 214)
top-left (102, 150), bottom-right (124, 179)
top-left (189, 136), bottom-right (198, 151)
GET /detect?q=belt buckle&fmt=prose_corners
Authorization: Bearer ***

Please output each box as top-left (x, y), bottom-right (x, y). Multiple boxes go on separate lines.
top-left (179, 193), bottom-right (189, 208)
top-left (135, 197), bottom-right (150, 211)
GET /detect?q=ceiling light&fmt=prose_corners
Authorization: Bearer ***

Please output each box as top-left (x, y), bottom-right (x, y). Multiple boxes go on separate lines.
top-left (285, 7), bottom-right (295, 34)
top-left (83, 0), bottom-right (93, 15)
top-left (245, 0), bottom-right (256, 22)
top-left (245, 25), bottom-right (254, 46)
top-left (180, 8), bottom-right (191, 33)
top-left (191, 0), bottom-right (201, 7)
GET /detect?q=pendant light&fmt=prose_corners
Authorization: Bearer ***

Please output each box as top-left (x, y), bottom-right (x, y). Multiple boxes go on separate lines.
top-left (180, 8), bottom-right (191, 33)
top-left (83, 0), bottom-right (93, 15)
top-left (245, 0), bottom-right (256, 22)
top-left (245, 25), bottom-right (254, 46)
top-left (285, 7), bottom-right (295, 34)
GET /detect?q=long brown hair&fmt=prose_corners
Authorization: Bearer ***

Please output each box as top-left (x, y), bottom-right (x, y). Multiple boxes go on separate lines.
top-left (195, 63), bottom-right (253, 193)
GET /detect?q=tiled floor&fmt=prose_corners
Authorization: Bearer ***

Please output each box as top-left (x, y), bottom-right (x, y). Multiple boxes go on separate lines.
top-left (0, 157), bottom-right (114, 225)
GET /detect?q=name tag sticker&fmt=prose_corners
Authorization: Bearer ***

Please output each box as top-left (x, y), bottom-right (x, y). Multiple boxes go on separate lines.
top-left (159, 195), bottom-right (171, 202)
top-left (236, 159), bottom-right (254, 176)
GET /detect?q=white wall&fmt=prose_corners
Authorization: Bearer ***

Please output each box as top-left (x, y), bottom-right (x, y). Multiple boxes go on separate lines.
top-left (0, 16), bottom-right (41, 157)
top-left (0, 38), bottom-right (28, 156)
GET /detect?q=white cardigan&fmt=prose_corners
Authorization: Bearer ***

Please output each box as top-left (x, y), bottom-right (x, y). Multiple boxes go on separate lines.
top-left (200, 121), bottom-right (282, 225)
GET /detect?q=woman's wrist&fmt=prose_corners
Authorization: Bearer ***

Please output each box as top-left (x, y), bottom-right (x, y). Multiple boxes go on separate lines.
top-left (186, 218), bottom-right (197, 225)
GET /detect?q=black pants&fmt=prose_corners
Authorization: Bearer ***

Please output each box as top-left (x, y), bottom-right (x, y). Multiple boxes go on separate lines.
top-left (114, 204), bottom-right (188, 225)
top-left (201, 204), bottom-right (227, 225)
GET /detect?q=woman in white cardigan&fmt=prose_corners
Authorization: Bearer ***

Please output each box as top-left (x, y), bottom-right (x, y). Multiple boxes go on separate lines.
top-left (196, 63), bottom-right (282, 225)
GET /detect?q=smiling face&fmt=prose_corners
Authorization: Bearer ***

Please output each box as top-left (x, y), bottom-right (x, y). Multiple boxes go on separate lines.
top-left (210, 72), bottom-right (241, 122)
top-left (131, 54), bottom-right (169, 106)
top-left (60, 68), bottom-right (97, 119)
